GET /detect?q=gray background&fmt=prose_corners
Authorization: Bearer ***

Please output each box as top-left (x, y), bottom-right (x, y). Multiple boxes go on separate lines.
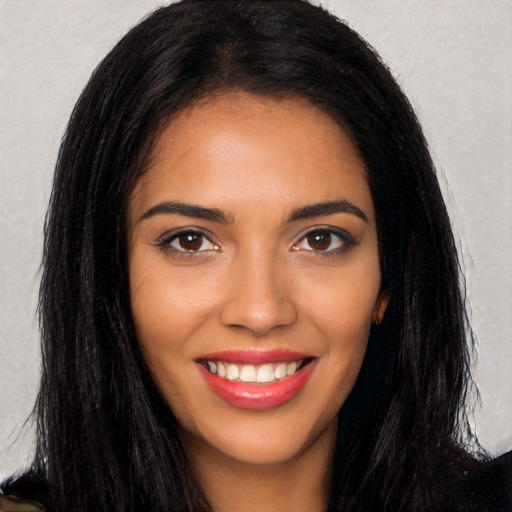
top-left (1, 0), bottom-right (511, 480)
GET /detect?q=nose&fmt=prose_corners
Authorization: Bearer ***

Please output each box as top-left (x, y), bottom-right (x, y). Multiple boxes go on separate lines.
top-left (219, 251), bottom-right (298, 336)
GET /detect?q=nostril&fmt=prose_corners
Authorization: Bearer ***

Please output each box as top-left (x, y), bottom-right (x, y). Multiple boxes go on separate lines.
top-left (220, 297), bottom-right (298, 335)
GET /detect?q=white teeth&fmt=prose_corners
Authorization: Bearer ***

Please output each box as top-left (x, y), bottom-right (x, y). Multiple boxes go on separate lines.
top-left (274, 363), bottom-right (287, 379)
top-left (239, 365), bottom-right (257, 382)
top-left (286, 362), bottom-right (297, 376)
top-left (256, 363), bottom-right (274, 383)
top-left (204, 359), bottom-right (306, 382)
top-left (226, 364), bottom-right (239, 380)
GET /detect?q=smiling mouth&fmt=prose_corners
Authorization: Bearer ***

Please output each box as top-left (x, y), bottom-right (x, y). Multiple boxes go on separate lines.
top-left (197, 351), bottom-right (317, 409)
top-left (199, 358), bottom-right (314, 384)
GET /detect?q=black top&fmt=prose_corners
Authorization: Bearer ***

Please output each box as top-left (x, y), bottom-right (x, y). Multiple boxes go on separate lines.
top-left (1, 451), bottom-right (511, 511)
top-left (449, 451), bottom-right (512, 512)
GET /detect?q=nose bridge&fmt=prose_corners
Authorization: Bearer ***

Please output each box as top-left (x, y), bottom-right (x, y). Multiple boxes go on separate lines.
top-left (220, 245), bottom-right (297, 335)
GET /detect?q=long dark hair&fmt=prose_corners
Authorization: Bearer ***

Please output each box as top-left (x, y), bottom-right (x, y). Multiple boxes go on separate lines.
top-left (4, 1), bottom-right (480, 510)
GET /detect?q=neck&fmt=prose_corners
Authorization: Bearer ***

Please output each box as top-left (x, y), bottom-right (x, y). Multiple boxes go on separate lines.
top-left (182, 420), bottom-right (336, 512)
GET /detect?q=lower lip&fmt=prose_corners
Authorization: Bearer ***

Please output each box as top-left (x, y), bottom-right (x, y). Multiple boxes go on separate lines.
top-left (198, 361), bottom-right (316, 410)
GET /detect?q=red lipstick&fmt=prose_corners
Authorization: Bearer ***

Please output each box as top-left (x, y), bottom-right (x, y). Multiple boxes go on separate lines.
top-left (197, 350), bottom-right (316, 410)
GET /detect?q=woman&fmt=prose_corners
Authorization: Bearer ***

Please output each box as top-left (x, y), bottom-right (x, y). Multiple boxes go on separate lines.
top-left (1, 1), bottom-right (510, 511)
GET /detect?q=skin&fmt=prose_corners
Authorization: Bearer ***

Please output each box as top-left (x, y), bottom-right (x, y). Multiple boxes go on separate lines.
top-left (128, 91), bottom-right (388, 512)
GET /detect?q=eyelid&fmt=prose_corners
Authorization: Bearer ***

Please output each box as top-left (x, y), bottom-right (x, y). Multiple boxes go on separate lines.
top-left (155, 226), bottom-right (220, 254)
top-left (291, 225), bottom-right (356, 253)
top-left (156, 226), bottom-right (211, 241)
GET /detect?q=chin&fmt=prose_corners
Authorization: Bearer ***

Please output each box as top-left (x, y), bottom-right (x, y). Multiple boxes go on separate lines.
top-left (179, 398), bottom-right (340, 468)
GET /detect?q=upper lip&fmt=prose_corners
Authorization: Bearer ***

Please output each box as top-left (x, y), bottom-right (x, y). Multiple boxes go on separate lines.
top-left (196, 349), bottom-right (313, 365)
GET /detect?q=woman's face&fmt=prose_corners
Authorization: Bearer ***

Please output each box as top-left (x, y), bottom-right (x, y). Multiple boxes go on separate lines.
top-left (128, 91), bottom-right (387, 466)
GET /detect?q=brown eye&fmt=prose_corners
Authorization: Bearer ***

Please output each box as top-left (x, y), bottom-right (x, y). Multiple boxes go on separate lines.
top-left (164, 231), bottom-right (220, 254)
top-left (177, 232), bottom-right (204, 251)
top-left (306, 231), bottom-right (332, 251)
top-left (292, 227), bottom-right (354, 256)
top-left (157, 229), bottom-right (219, 256)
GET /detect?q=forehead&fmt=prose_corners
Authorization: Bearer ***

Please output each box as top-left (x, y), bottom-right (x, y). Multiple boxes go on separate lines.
top-left (129, 91), bottom-right (374, 224)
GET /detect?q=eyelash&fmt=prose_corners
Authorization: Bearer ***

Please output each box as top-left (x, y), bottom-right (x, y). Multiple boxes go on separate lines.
top-left (155, 226), bottom-right (356, 260)
top-left (155, 228), bottom-right (220, 260)
top-left (292, 227), bottom-right (356, 257)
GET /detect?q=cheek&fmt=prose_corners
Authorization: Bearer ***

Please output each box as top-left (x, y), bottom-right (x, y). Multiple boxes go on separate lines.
top-left (295, 255), bottom-right (381, 404)
top-left (297, 259), bottom-right (381, 341)
top-left (129, 250), bottom-right (216, 357)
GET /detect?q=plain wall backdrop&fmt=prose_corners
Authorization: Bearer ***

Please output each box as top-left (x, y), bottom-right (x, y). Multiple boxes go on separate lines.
top-left (1, 0), bottom-right (511, 481)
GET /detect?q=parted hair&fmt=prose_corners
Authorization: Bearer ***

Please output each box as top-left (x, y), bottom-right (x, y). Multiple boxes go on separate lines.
top-left (4, 1), bottom-right (480, 510)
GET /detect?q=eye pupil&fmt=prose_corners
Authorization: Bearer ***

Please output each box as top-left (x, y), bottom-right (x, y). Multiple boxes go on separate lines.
top-left (307, 231), bottom-right (331, 251)
top-left (179, 233), bottom-right (203, 251)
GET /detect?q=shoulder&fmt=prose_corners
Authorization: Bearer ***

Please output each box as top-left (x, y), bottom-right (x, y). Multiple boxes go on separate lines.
top-left (1, 472), bottom-right (47, 512)
top-left (449, 450), bottom-right (512, 512)
top-left (0, 494), bottom-right (45, 512)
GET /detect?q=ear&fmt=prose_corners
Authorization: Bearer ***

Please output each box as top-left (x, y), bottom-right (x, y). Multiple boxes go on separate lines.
top-left (372, 289), bottom-right (390, 325)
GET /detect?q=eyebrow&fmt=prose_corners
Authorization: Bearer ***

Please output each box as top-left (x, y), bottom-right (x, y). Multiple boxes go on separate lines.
top-left (138, 202), bottom-right (234, 224)
top-left (138, 199), bottom-right (368, 225)
top-left (288, 200), bottom-right (368, 223)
